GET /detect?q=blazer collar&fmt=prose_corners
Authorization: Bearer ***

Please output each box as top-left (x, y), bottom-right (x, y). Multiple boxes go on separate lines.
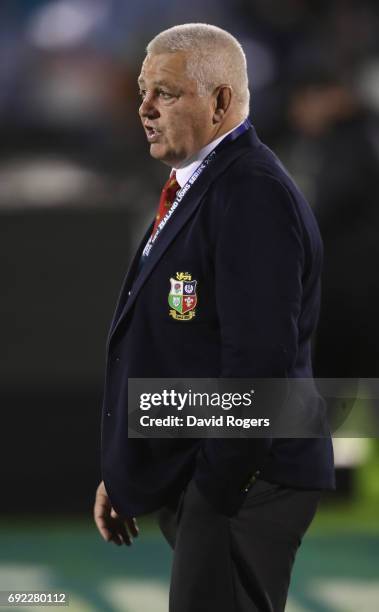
top-left (109, 125), bottom-right (261, 341)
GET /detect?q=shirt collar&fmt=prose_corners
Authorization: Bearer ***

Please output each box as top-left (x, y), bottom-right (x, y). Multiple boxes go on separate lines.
top-left (172, 119), bottom-right (246, 188)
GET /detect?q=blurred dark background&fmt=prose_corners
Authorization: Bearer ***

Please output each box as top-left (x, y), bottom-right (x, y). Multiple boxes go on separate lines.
top-left (1, 0), bottom-right (379, 515)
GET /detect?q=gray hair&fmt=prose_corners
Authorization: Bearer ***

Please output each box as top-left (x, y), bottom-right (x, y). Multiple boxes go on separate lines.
top-left (146, 23), bottom-right (250, 118)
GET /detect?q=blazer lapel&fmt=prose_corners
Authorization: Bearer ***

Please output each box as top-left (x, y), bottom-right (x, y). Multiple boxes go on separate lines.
top-left (109, 127), bottom-right (258, 341)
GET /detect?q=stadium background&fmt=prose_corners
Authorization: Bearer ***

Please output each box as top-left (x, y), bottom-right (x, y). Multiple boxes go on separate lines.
top-left (1, 1), bottom-right (379, 610)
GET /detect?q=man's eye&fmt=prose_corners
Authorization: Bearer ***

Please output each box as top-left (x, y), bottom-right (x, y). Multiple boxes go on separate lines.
top-left (139, 90), bottom-right (147, 99)
top-left (158, 90), bottom-right (173, 99)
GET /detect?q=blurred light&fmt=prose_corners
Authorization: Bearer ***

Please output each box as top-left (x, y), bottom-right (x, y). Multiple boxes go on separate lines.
top-left (357, 58), bottom-right (379, 113)
top-left (333, 438), bottom-right (370, 468)
top-left (0, 564), bottom-right (53, 590)
top-left (310, 580), bottom-right (379, 611)
top-left (0, 158), bottom-right (105, 209)
top-left (27, 0), bottom-right (109, 49)
top-left (28, 68), bottom-right (108, 125)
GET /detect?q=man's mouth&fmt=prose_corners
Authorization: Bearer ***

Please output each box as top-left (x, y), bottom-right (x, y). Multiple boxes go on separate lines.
top-left (145, 125), bottom-right (161, 143)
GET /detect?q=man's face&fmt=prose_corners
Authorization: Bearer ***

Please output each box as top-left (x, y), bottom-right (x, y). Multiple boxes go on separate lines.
top-left (138, 52), bottom-right (215, 167)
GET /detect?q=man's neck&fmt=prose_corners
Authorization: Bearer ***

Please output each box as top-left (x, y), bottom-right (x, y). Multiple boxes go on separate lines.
top-left (173, 117), bottom-right (247, 187)
top-left (207, 115), bottom-right (246, 145)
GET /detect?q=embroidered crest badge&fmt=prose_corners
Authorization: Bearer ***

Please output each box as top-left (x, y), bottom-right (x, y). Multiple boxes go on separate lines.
top-left (168, 272), bottom-right (197, 321)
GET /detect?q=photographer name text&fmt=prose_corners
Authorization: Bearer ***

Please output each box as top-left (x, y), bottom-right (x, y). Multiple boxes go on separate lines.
top-left (139, 415), bottom-right (270, 429)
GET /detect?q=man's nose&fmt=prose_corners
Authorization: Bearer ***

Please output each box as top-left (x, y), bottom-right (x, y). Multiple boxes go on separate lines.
top-left (139, 94), bottom-right (159, 119)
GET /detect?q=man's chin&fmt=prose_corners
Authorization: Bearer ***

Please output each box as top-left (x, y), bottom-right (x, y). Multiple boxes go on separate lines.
top-left (149, 144), bottom-right (174, 166)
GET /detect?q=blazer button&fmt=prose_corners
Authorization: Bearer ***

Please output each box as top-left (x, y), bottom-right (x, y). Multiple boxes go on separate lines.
top-left (243, 474), bottom-right (257, 492)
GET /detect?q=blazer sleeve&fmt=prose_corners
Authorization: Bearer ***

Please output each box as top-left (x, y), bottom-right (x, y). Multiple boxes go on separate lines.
top-left (194, 172), bottom-right (306, 515)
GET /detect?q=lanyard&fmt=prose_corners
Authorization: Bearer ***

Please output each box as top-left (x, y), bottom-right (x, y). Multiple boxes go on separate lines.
top-left (142, 119), bottom-right (251, 258)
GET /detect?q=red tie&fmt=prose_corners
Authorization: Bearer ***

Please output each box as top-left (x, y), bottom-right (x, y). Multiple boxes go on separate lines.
top-left (151, 171), bottom-right (180, 237)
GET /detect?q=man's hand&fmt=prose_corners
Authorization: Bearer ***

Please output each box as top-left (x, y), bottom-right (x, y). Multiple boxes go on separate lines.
top-left (94, 481), bottom-right (139, 546)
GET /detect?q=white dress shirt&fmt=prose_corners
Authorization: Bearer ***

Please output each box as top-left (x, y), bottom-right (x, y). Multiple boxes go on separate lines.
top-left (143, 119), bottom-right (247, 251)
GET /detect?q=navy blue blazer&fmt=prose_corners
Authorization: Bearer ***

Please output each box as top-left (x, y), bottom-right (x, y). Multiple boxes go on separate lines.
top-left (101, 125), bottom-right (335, 517)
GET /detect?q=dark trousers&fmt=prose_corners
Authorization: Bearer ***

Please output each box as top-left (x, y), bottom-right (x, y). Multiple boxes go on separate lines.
top-left (158, 478), bottom-right (321, 612)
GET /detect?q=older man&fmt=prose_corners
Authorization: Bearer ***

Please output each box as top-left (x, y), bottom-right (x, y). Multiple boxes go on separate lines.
top-left (94, 24), bottom-right (334, 612)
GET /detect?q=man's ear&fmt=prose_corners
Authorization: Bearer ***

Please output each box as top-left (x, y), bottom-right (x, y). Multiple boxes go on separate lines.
top-left (213, 85), bottom-right (233, 123)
